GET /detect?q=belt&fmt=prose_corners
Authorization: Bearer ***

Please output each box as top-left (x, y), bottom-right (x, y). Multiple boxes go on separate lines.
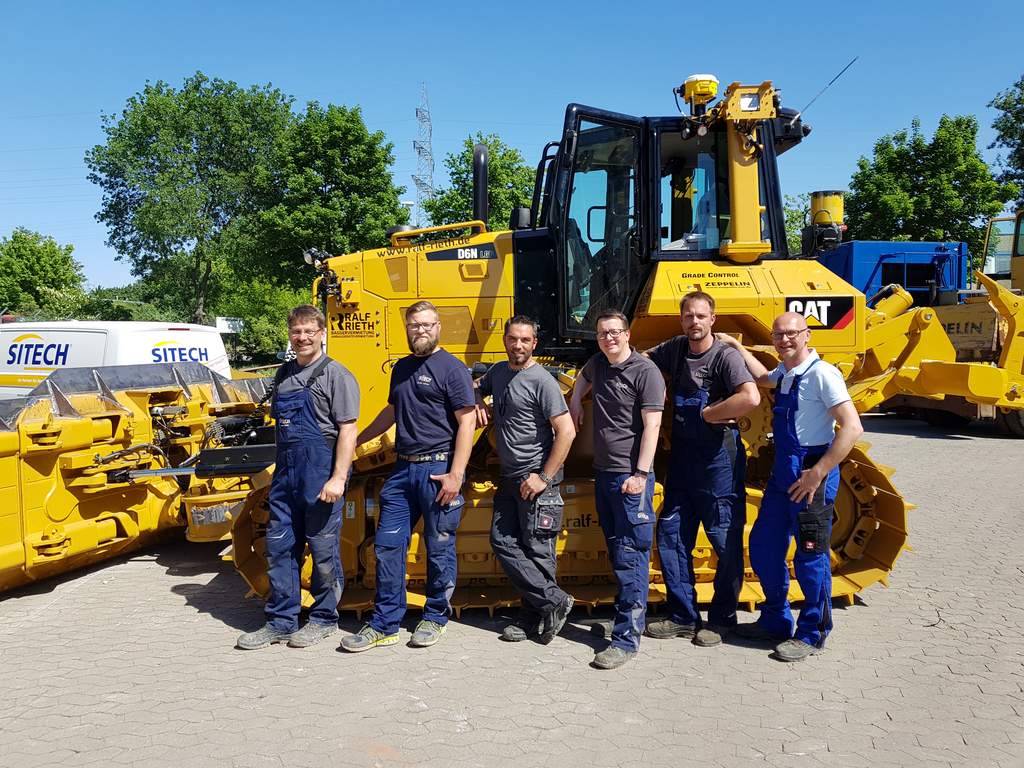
top-left (398, 452), bottom-right (449, 463)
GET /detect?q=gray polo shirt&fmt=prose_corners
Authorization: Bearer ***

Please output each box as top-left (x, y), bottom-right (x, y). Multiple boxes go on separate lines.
top-left (479, 362), bottom-right (568, 478)
top-left (275, 356), bottom-right (360, 440)
top-left (580, 349), bottom-right (665, 473)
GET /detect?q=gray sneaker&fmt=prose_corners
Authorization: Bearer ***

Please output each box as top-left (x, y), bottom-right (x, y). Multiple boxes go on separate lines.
top-left (339, 624), bottom-right (399, 653)
top-left (409, 619), bottom-right (447, 648)
top-left (236, 624), bottom-right (292, 650)
top-left (644, 618), bottom-right (697, 639)
top-left (592, 646), bottom-right (636, 670)
top-left (287, 621), bottom-right (337, 648)
top-left (774, 638), bottom-right (822, 662)
top-left (694, 624), bottom-right (730, 647)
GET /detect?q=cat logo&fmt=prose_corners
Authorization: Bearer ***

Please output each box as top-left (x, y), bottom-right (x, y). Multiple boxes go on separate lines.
top-left (785, 296), bottom-right (855, 330)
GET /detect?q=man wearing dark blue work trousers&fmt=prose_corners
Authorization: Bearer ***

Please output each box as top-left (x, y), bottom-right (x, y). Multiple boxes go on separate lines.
top-left (645, 291), bottom-right (760, 648)
top-left (237, 305), bottom-right (359, 650)
top-left (569, 310), bottom-right (664, 670)
top-left (341, 300), bottom-right (476, 652)
top-left (719, 312), bottom-right (863, 662)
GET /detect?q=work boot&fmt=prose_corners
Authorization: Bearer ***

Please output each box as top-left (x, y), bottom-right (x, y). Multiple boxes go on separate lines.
top-left (409, 619), bottom-right (447, 648)
top-left (644, 618), bottom-right (697, 640)
top-left (538, 595), bottom-right (575, 645)
top-left (500, 612), bottom-right (542, 642)
top-left (774, 638), bottom-right (822, 662)
top-left (287, 621), bottom-right (337, 648)
top-left (732, 620), bottom-right (789, 643)
top-left (591, 646), bottom-right (636, 670)
top-left (339, 624), bottom-right (399, 653)
top-left (236, 624), bottom-right (293, 650)
top-left (694, 624), bottom-right (730, 647)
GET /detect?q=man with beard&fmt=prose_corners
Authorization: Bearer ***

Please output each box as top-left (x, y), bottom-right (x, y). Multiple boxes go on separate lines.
top-left (236, 305), bottom-right (359, 650)
top-left (475, 316), bottom-right (577, 644)
top-left (341, 301), bottom-right (476, 652)
top-left (569, 311), bottom-right (664, 669)
top-left (718, 312), bottom-right (862, 662)
top-left (644, 291), bottom-right (759, 648)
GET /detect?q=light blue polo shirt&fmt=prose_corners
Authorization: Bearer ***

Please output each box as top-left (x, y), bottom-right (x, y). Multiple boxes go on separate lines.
top-left (768, 350), bottom-right (851, 447)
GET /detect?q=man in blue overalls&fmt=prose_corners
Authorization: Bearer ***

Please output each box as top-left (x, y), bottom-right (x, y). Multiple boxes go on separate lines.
top-left (237, 305), bottom-right (360, 650)
top-left (718, 311), bottom-right (863, 662)
top-left (341, 301), bottom-right (476, 652)
top-left (645, 291), bottom-right (760, 648)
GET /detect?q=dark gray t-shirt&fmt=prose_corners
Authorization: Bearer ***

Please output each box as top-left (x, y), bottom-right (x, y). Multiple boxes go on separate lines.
top-left (479, 362), bottom-right (568, 478)
top-left (580, 349), bottom-right (665, 473)
top-left (647, 337), bottom-right (753, 401)
top-left (275, 356), bottom-right (360, 440)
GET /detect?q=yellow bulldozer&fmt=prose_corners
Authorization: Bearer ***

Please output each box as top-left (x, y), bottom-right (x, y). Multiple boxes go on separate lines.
top-left (4, 75), bottom-right (1024, 616)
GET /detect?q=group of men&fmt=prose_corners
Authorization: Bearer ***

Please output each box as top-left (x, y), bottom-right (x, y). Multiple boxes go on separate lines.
top-left (237, 291), bottom-right (863, 669)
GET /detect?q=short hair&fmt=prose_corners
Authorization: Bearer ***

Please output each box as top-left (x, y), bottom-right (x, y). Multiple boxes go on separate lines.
top-left (288, 304), bottom-right (326, 329)
top-left (594, 309), bottom-right (630, 331)
top-left (504, 314), bottom-right (540, 337)
top-left (404, 300), bottom-right (439, 321)
top-left (680, 290), bottom-right (715, 314)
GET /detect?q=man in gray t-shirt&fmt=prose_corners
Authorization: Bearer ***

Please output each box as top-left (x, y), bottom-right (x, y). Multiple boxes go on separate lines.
top-left (236, 305), bottom-right (359, 652)
top-left (644, 290), bottom-right (759, 649)
top-left (476, 316), bottom-right (577, 644)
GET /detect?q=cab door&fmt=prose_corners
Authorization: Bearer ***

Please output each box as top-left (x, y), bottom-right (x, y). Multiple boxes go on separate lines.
top-left (550, 105), bottom-right (648, 339)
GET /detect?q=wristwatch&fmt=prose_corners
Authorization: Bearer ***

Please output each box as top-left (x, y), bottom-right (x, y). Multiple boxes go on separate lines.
top-left (633, 468), bottom-right (650, 478)
top-left (538, 471), bottom-right (554, 486)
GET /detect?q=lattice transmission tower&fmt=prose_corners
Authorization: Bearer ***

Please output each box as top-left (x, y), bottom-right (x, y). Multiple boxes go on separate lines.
top-left (412, 84), bottom-right (436, 227)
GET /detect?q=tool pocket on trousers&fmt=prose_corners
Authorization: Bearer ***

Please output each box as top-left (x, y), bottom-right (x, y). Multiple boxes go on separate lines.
top-left (532, 486), bottom-right (564, 535)
top-left (797, 506), bottom-right (830, 555)
top-left (436, 495), bottom-right (465, 534)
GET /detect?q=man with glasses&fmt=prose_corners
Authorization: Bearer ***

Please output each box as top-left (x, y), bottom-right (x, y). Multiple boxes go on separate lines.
top-left (644, 291), bottom-right (760, 649)
top-left (237, 305), bottom-right (359, 650)
top-left (475, 316), bottom-right (577, 643)
top-left (569, 311), bottom-right (665, 669)
top-left (341, 301), bottom-right (476, 652)
top-left (717, 311), bottom-right (863, 662)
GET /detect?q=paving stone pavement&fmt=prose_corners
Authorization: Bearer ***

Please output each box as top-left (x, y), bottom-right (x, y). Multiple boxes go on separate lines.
top-left (1, 416), bottom-right (1022, 768)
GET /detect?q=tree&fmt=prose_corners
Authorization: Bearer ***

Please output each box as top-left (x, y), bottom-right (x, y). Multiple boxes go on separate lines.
top-left (424, 133), bottom-right (534, 232)
top-left (989, 75), bottom-right (1024, 208)
top-left (86, 72), bottom-right (294, 323)
top-left (246, 102), bottom-right (408, 288)
top-left (0, 228), bottom-right (83, 313)
top-left (217, 278), bottom-right (307, 364)
top-left (845, 116), bottom-right (1018, 258)
top-left (783, 193), bottom-right (810, 256)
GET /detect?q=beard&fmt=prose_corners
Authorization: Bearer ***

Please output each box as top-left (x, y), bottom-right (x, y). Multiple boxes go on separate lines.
top-left (409, 335), bottom-right (438, 356)
top-left (507, 349), bottom-right (531, 366)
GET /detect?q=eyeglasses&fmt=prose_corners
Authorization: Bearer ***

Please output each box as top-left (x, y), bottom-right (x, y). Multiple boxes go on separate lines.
top-left (406, 321), bottom-right (439, 331)
top-left (288, 328), bottom-right (322, 338)
top-left (597, 328), bottom-right (627, 340)
top-left (770, 328), bottom-right (809, 341)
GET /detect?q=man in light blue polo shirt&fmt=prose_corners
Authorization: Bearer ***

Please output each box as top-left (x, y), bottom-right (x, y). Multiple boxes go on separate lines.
top-left (717, 311), bottom-right (863, 662)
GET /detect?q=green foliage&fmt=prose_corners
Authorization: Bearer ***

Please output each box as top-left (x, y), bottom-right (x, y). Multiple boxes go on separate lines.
top-left (424, 133), bottom-right (534, 232)
top-left (85, 72), bottom-right (295, 323)
top-left (217, 278), bottom-right (308, 364)
top-left (845, 116), bottom-right (1019, 258)
top-left (783, 194), bottom-right (810, 256)
top-left (0, 228), bottom-right (84, 313)
top-left (989, 75), bottom-right (1024, 208)
top-left (247, 102), bottom-right (407, 288)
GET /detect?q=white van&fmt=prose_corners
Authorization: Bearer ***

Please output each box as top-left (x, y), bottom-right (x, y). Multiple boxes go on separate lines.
top-left (0, 321), bottom-right (230, 398)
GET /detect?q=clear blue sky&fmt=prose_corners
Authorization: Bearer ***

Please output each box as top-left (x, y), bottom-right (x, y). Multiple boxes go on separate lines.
top-left (1, 0), bottom-right (1019, 288)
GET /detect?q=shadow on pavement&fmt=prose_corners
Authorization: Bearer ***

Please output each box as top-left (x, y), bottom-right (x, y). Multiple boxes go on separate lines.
top-left (863, 413), bottom-right (1004, 440)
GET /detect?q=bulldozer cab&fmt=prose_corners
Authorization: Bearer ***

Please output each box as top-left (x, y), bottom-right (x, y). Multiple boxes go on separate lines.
top-left (530, 97), bottom-right (796, 345)
top-left (981, 211), bottom-right (1024, 289)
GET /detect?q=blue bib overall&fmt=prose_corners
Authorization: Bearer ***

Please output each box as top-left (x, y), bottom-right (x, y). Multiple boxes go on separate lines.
top-left (265, 360), bottom-right (344, 633)
top-left (658, 377), bottom-right (746, 628)
top-left (749, 360), bottom-right (838, 646)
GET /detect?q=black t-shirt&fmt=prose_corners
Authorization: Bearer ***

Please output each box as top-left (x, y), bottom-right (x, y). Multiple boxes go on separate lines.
top-left (388, 349), bottom-right (475, 455)
top-left (647, 337), bottom-right (753, 404)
